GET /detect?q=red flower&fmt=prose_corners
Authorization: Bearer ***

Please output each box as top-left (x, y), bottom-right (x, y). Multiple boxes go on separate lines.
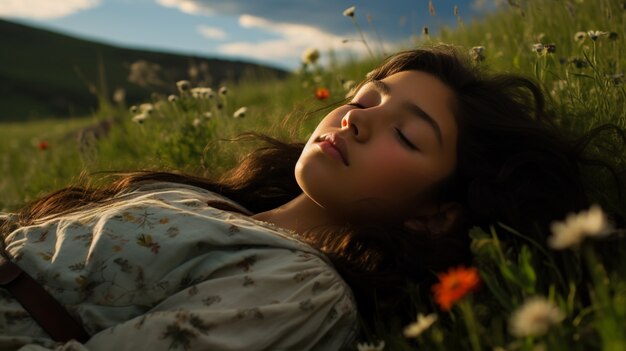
top-left (432, 266), bottom-right (481, 311)
top-left (37, 140), bottom-right (49, 151)
top-left (315, 87), bottom-right (329, 100)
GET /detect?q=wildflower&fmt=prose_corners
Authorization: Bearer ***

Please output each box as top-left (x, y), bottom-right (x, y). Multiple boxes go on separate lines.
top-left (548, 204), bottom-right (610, 249)
top-left (574, 31), bottom-right (586, 42)
top-left (191, 87), bottom-right (213, 99)
top-left (168, 95), bottom-right (178, 103)
top-left (37, 140), bottom-right (49, 151)
top-left (454, 5), bottom-right (459, 16)
top-left (545, 43), bottom-right (556, 53)
top-left (432, 266), bottom-right (481, 311)
top-left (192, 118), bottom-right (201, 127)
top-left (403, 313), bottom-right (437, 338)
top-left (218, 86), bottom-right (228, 96)
top-left (343, 6), bottom-right (356, 17)
top-left (587, 30), bottom-right (607, 41)
top-left (343, 80), bottom-right (356, 91)
top-left (132, 113), bottom-right (149, 124)
top-left (356, 340), bottom-right (385, 351)
top-left (315, 87), bottom-right (330, 100)
top-left (313, 75), bottom-right (323, 83)
top-left (509, 296), bottom-right (565, 337)
top-left (129, 105), bottom-right (139, 114)
top-left (233, 107), bottom-right (247, 118)
top-left (203, 112), bottom-right (213, 119)
top-left (469, 46), bottom-right (485, 62)
top-left (140, 103), bottom-right (154, 115)
top-left (191, 87), bottom-right (203, 99)
top-left (301, 48), bottom-right (320, 65)
top-left (532, 43), bottom-right (544, 54)
top-left (176, 80), bottom-right (191, 93)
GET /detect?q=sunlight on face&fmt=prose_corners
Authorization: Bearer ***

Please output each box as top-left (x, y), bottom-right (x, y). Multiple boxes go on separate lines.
top-left (295, 70), bottom-right (458, 222)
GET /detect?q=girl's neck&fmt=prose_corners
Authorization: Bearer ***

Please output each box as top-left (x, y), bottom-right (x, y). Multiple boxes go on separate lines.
top-left (251, 194), bottom-right (340, 234)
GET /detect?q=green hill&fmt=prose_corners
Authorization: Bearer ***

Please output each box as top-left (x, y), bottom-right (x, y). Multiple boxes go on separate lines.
top-left (0, 19), bottom-right (288, 121)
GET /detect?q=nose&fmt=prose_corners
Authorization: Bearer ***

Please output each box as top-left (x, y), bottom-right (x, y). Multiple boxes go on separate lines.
top-left (341, 110), bottom-right (369, 142)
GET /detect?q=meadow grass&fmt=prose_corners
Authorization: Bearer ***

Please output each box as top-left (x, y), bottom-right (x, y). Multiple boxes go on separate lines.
top-left (1, 1), bottom-right (625, 350)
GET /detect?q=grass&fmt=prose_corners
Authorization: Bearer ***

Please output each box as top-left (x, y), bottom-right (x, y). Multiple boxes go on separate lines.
top-left (1, 1), bottom-right (625, 350)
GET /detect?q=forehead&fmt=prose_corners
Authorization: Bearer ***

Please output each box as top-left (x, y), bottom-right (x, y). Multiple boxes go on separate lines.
top-left (378, 70), bottom-right (454, 104)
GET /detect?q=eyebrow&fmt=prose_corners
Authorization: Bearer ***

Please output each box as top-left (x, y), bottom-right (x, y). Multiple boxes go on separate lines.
top-left (369, 79), bottom-right (444, 149)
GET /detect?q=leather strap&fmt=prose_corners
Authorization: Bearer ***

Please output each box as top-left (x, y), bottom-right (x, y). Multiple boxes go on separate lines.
top-left (0, 256), bottom-right (90, 343)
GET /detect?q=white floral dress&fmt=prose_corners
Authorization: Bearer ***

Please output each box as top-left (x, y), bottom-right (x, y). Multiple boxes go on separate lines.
top-left (0, 182), bottom-right (358, 350)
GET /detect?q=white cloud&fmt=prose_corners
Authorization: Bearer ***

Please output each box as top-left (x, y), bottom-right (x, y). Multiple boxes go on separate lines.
top-left (197, 25), bottom-right (227, 40)
top-left (0, 0), bottom-right (100, 19)
top-left (156, 0), bottom-right (213, 16)
top-left (219, 14), bottom-right (367, 64)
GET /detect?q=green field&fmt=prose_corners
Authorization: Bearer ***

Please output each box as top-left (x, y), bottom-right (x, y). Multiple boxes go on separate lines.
top-left (2, 1), bottom-right (625, 350)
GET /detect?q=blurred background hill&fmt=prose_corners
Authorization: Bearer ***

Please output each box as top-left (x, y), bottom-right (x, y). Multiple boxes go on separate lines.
top-left (0, 19), bottom-right (288, 121)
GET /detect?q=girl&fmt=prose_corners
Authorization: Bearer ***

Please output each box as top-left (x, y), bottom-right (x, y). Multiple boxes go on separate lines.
top-left (1, 45), bottom-right (623, 350)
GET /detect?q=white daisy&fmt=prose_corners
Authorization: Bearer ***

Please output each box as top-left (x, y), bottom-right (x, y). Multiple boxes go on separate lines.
top-left (301, 48), bottom-right (320, 65)
top-left (509, 296), bottom-right (565, 337)
top-left (403, 313), bottom-right (437, 338)
top-left (233, 107), bottom-right (247, 118)
top-left (343, 6), bottom-right (356, 17)
top-left (356, 340), bottom-right (385, 351)
top-left (548, 204), bottom-right (610, 250)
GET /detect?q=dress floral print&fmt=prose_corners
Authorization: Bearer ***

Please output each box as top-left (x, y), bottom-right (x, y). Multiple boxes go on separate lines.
top-left (0, 182), bottom-right (358, 350)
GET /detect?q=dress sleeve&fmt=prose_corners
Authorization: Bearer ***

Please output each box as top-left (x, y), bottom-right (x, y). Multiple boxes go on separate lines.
top-left (19, 248), bottom-right (358, 351)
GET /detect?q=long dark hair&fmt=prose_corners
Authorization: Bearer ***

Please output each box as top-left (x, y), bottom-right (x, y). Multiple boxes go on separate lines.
top-left (3, 45), bottom-right (624, 334)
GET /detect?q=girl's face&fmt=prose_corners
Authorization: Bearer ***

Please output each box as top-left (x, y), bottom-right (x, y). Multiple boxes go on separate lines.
top-left (295, 70), bottom-right (458, 223)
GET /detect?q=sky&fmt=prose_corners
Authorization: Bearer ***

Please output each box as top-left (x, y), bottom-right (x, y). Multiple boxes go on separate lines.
top-left (0, 0), bottom-right (499, 70)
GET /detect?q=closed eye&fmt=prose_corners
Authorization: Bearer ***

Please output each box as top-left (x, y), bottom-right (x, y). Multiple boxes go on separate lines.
top-left (348, 101), bottom-right (419, 151)
top-left (395, 128), bottom-right (419, 151)
top-left (347, 102), bottom-right (365, 108)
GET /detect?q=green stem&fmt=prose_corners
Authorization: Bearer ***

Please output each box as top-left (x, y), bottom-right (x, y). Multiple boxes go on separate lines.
top-left (592, 40), bottom-right (597, 68)
top-left (583, 246), bottom-right (626, 350)
top-left (459, 299), bottom-right (481, 351)
top-left (496, 222), bottom-right (568, 292)
top-left (351, 17), bottom-right (375, 59)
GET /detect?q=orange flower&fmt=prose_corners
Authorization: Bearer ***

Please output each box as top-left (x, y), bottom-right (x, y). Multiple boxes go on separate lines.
top-left (37, 140), bottom-right (49, 151)
top-left (432, 266), bottom-right (481, 311)
top-left (315, 87), bottom-right (329, 100)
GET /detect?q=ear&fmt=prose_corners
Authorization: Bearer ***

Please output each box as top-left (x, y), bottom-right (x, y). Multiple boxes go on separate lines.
top-left (403, 202), bottom-right (463, 235)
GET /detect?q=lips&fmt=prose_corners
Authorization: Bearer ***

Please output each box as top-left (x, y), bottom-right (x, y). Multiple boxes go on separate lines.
top-left (316, 133), bottom-right (350, 166)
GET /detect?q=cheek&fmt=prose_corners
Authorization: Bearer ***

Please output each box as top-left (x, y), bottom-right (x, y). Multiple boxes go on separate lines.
top-left (354, 144), bottom-right (434, 198)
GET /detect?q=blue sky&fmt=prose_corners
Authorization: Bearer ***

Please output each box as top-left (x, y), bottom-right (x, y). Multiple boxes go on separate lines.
top-left (0, 0), bottom-right (497, 70)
